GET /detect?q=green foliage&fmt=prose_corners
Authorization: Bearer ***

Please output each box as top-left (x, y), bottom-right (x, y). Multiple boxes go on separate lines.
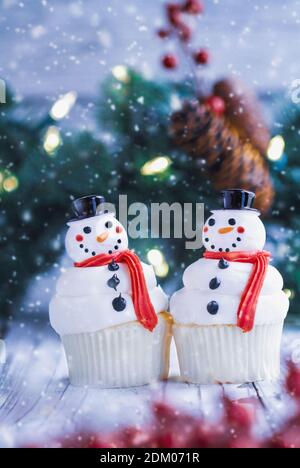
top-left (267, 102), bottom-right (300, 316)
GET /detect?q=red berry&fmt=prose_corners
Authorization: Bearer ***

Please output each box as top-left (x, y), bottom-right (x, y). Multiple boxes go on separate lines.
top-left (162, 54), bottom-right (178, 69)
top-left (286, 362), bottom-right (300, 399)
top-left (167, 3), bottom-right (182, 26)
top-left (178, 23), bottom-right (192, 42)
top-left (204, 95), bottom-right (226, 116)
top-left (182, 0), bottom-right (204, 14)
top-left (223, 398), bottom-right (255, 432)
top-left (228, 435), bottom-right (261, 449)
top-left (194, 48), bottom-right (210, 65)
top-left (157, 28), bottom-right (171, 39)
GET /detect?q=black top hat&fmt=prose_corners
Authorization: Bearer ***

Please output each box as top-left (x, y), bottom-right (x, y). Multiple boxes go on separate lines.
top-left (69, 195), bottom-right (106, 222)
top-left (220, 189), bottom-right (257, 211)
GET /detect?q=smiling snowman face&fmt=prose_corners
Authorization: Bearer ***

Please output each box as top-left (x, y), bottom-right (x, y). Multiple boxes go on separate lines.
top-left (65, 213), bottom-right (129, 262)
top-left (202, 209), bottom-right (266, 253)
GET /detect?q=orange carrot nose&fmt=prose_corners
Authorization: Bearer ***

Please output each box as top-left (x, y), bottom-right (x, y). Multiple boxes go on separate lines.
top-left (97, 232), bottom-right (109, 243)
top-left (218, 227), bottom-right (234, 234)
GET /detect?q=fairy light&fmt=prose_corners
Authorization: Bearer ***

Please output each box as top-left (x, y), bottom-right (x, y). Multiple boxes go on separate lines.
top-left (141, 156), bottom-right (171, 176)
top-left (147, 249), bottom-right (169, 277)
top-left (3, 175), bottom-right (19, 192)
top-left (50, 91), bottom-right (77, 121)
top-left (284, 288), bottom-right (295, 300)
top-left (43, 126), bottom-right (61, 154)
top-left (155, 261), bottom-right (169, 278)
top-left (112, 65), bottom-right (130, 83)
top-left (147, 249), bottom-right (164, 266)
top-left (267, 135), bottom-right (285, 161)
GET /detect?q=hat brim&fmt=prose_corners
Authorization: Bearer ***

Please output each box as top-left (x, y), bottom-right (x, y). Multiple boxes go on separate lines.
top-left (68, 211), bottom-right (112, 223)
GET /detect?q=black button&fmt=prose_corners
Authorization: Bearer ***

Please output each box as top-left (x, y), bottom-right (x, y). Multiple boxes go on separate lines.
top-left (209, 277), bottom-right (221, 290)
top-left (207, 301), bottom-right (219, 315)
top-left (112, 294), bottom-right (126, 312)
top-left (108, 261), bottom-right (119, 272)
top-left (107, 274), bottom-right (120, 291)
top-left (218, 258), bottom-right (229, 269)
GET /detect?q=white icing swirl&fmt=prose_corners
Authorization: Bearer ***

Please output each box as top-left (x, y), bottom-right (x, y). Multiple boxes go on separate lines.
top-left (50, 262), bottom-right (168, 336)
top-left (170, 258), bottom-right (289, 326)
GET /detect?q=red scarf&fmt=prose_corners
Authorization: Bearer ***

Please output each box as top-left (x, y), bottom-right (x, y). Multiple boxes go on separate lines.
top-left (204, 250), bottom-right (271, 333)
top-left (74, 250), bottom-right (158, 332)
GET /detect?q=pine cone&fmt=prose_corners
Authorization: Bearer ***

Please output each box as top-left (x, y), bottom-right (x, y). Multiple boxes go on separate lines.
top-left (170, 101), bottom-right (274, 214)
top-left (213, 78), bottom-right (270, 156)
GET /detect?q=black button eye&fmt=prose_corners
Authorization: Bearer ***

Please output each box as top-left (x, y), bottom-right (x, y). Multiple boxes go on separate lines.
top-left (208, 218), bottom-right (216, 226)
top-left (105, 221), bottom-right (113, 229)
top-left (83, 226), bottom-right (92, 234)
top-left (228, 218), bottom-right (236, 226)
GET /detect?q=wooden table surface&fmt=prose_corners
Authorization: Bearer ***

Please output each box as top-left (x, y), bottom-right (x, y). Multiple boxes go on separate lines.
top-left (0, 319), bottom-right (299, 448)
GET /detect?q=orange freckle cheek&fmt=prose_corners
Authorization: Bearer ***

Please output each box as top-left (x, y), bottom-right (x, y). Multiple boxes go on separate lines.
top-left (203, 226), bottom-right (209, 233)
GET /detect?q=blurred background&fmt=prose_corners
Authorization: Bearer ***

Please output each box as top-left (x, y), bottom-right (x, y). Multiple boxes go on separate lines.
top-left (0, 0), bottom-right (300, 327)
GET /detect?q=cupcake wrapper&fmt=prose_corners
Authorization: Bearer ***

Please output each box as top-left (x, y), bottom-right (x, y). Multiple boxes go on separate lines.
top-left (62, 313), bottom-right (172, 388)
top-left (0, 340), bottom-right (6, 365)
top-left (173, 323), bottom-right (283, 384)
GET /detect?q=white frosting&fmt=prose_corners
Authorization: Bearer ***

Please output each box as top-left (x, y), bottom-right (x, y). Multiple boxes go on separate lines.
top-left (65, 213), bottom-right (129, 263)
top-left (171, 258), bottom-right (289, 326)
top-left (50, 262), bottom-right (169, 336)
top-left (171, 206), bottom-right (289, 328)
top-left (203, 210), bottom-right (266, 253)
top-left (56, 262), bottom-right (157, 296)
top-left (183, 259), bottom-right (283, 296)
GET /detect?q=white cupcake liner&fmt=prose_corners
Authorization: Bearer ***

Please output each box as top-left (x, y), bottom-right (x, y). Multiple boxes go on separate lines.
top-left (173, 322), bottom-right (283, 384)
top-left (62, 313), bottom-right (172, 388)
top-left (0, 340), bottom-right (6, 365)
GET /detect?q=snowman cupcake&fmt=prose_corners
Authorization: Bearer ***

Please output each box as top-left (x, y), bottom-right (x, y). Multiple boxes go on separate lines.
top-left (170, 189), bottom-right (289, 384)
top-left (50, 196), bottom-right (170, 387)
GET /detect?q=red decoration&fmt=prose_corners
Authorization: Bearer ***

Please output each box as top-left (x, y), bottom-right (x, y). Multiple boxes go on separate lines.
top-left (194, 48), bottom-right (210, 64)
top-left (237, 226), bottom-right (245, 234)
top-left (224, 397), bottom-right (255, 431)
top-left (157, 28), bottom-right (171, 39)
top-left (204, 95), bottom-right (226, 116)
top-left (159, 1), bottom-right (210, 85)
top-left (75, 250), bottom-right (158, 332)
top-left (286, 362), bottom-right (300, 399)
top-left (178, 23), bottom-right (192, 42)
top-left (162, 54), bottom-right (178, 69)
top-left (167, 3), bottom-right (182, 27)
top-left (75, 234), bottom-right (83, 242)
top-left (182, 0), bottom-right (204, 14)
top-left (204, 250), bottom-right (271, 332)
